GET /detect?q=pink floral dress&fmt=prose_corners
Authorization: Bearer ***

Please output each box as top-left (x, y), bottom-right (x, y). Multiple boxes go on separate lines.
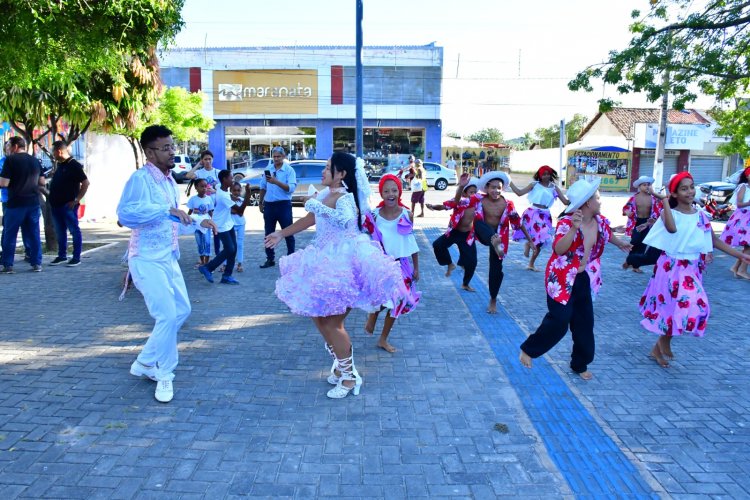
top-left (639, 210), bottom-right (713, 337)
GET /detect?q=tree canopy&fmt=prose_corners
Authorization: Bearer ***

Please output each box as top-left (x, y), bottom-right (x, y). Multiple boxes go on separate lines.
top-left (141, 87), bottom-right (215, 143)
top-left (0, 0), bottom-right (184, 148)
top-left (468, 128), bottom-right (504, 145)
top-left (568, 0), bottom-right (750, 110)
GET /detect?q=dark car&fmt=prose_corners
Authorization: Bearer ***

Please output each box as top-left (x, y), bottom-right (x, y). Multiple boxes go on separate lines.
top-left (240, 160), bottom-right (326, 206)
top-left (697, 169), bottom-right (741, 206)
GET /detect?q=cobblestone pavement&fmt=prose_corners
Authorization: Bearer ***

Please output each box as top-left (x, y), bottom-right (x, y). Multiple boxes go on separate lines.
top-left (0, 186), bottom-right (748, 499)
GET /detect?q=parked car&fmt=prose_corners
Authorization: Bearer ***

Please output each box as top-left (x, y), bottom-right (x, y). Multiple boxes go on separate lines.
top-left (697, 169), bottom-right (742, 206)
top-left (171, 154), bottom-right (192, 183)
top-left (239, 160), bottom-right (326, 206)
top-left (423, 162), bottom-right (457, 191)
top-left (231, 158), bottom-right (272, 183)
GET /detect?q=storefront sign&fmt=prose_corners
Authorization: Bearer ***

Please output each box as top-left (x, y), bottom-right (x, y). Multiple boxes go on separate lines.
top-left (633, 123), bottom-right (709, 150)
top-left (213, 70), bottom-right (318, 115)
top-left (566, 150), bottom-right (632, 191)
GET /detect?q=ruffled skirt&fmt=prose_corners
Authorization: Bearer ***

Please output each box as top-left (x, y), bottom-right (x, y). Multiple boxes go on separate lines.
top-left (512, 207), bottom-right (553, 247)
top-left (720, 208), bottom-right (750, 247)
top-left (639, 253), bottom-right (709, 337)
top-left (275, 233), bottom-right (412, 317)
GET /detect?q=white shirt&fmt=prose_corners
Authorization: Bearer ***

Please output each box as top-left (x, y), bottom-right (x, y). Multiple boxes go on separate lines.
top-left (643, 210), bottom-right (713, 260)
top-left (231, 198), bottom-right (245, 226)
top-left (212, 188), bottom-right (235, 233)
top-left (117, 163), bottom-right (199, 261)
top-left (411, 178), bottom-right (423, 192)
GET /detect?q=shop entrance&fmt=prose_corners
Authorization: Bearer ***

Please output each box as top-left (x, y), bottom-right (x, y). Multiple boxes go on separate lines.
top-left (225, 126), bottom-right (317, 168)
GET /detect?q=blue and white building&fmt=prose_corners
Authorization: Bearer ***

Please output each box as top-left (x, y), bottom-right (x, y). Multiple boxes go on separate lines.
top-left (159, 44), bottom-right (443, 168)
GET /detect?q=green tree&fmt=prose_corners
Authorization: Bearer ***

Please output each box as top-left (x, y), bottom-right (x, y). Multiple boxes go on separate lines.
top-left (468, 128), bottom-right (504, 145)
top-left (0, 0), bottom-right (184, 251)
top-left (569, 0), bottom-right (750, 108)
top-left (140, 87), bottom-right (215, 145)
top-left (529, 114), bottom-right (589, 149)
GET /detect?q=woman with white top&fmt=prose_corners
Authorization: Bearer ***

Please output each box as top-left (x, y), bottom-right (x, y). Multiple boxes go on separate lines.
top-left (639, 172), bottom-right (750, 368)
top-left (509, 165), bottom-right (569, 270)
top-left (363, 174), bottom-right (421, 353)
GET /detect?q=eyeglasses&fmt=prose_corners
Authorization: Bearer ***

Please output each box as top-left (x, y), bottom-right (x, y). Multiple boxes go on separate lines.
top-left (147, 143), bottom-right (176, 152)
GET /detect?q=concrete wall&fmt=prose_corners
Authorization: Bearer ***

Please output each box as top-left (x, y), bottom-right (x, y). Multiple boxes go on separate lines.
top-left (82, 133), bottom-right (139, 221)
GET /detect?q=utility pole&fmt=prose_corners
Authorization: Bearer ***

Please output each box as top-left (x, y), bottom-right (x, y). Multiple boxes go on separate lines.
top-left (559, 118), bottom-right (566, 179)
top-left (355, 0), bottom-right (363, 157)
top-left (653, 72), bottom-right (670, 190)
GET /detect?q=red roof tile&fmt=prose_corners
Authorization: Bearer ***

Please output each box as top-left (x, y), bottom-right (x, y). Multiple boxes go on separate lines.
top-left (579, 107), bottom-right (710, 140)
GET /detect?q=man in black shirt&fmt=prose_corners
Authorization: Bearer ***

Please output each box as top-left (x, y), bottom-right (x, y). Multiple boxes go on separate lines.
top-left (49, 141), bottom-right (89, 267)
top-left (0, 136), bottom-right (46, 273)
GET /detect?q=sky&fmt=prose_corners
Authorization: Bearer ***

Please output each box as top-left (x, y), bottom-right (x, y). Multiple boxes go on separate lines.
top-left (172, 0), bottom-right (715, 139)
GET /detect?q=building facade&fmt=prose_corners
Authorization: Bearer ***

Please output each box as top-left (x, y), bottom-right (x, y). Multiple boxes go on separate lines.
top-left (159, 44), bottom-right (443, 169)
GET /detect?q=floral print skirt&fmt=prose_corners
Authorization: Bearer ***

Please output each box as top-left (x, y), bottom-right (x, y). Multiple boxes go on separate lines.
top-left (720, 207), bottom-right (750, 247)
top-left (639, 253), bottom-right (709, 337)
top-left (512, 207), bottom-right (553, 247)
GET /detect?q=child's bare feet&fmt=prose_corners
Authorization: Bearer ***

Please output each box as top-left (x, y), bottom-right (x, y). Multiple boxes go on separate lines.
top-left (649, 344), bottom-right (669, 367)
top-left (487, 298), bottom-right (497, 314)
top-left (377, 339), bottom-right (396, 353)
top-left (364, 315), bottom-right (376, 335)
top-left (526, 265), bottom-right (538, 272)
top-left (632, 267), bottom-right (643, 274)
top-left (445, 263), bottom-right (456, 277)
top-left (461, 284), bottom-right (475, 292)
top-left (519, 350), bottom-right (532, 368)
top-left (622, 261), bottom-right (630, 270)
top-left (578, 371), bottom-right (593, 380)
top-left (490, 235), bottom-right (504, 259)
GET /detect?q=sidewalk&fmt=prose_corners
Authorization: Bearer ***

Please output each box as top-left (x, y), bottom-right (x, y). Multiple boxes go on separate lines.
top-left (0, 187), bottom-right (748, 498)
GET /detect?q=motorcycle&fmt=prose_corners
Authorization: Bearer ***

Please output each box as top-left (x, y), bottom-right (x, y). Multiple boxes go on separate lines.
top-left (700, 197), bottom-right (733, 221)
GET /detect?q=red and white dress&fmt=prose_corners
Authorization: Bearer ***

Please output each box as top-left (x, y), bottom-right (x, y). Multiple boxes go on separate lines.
top-left (513, 182), bottom-right (557, 247)
top-left (544, 215), bottom-right (612, 304)
top-left (720, 183), bottom-right (750, 247)
top-left (639, 210), bottom-right (713, 337)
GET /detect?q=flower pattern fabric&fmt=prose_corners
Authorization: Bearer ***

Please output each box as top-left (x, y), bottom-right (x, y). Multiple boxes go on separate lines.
top-left (720, 207), bottom-right (750, 247)
top-left (543, 215), bottom-right (612, 305)
top-left (512, 207), bottom-right (554, 247)
top-left (622, 194), bottom-right (663, 237)
top-left (639, 253), bottom-right (709, 337)
top-left (474, 196), bottom-right (522, 257)
top-left (441, 196), bottom-right (480, 245)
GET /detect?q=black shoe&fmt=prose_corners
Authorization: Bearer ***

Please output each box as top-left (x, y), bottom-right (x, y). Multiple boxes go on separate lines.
top-left (66, 258), bottom-right (81, 267)
top-left (50, 256), bottom-right (67, 266)
top-left (259, 260), bottom-right (275, 268)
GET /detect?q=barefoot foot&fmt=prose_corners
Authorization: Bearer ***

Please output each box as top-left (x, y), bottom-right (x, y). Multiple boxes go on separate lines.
top-left (519, 350), bottom-right (532, 368)
top-left (525, 265), bottom-right (539, 272)
top-left (445, 263), bottom-right (456, 277)
top-left (461, 284), bottom-right (476, 292)
top-left (622, 261), bottom-right (630, 270)
top-left (487, 299), bottom-right (497, 314)
top-left (364, 317), bottom-right (376, 335)
top-left (649, 345), bottom-right (670, 367)
top-left (523, 241), bottom-right (530, 258)
top-left (578, 371), bottom-right (593, 380)
top-left (377, 340), bottom-right (396, 353)
top-left (632, 267), bottom-right (643, 274)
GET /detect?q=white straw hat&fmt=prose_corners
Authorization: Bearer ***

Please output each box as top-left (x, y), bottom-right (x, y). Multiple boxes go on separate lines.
top-left (564, 177), bottom-right (602, 213)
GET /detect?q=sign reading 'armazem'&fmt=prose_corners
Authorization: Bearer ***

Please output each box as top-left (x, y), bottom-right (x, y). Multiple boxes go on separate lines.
top-left (213, 70), bottom-right (318, 115)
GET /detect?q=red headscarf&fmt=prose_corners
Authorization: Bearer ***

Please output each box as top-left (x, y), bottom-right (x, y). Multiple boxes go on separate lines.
top-left (744, 166), bottom-right (750, 179)
top-left (537, 165), bottom-right (554, 177)
top-left (668, 171), bottom-right (693, 194)
top-left (377, 174), bottom-right (409, 208)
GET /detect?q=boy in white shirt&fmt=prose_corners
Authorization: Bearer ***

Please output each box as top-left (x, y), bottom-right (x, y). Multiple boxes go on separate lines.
top-left (186, 179), bottom-right (214, 266)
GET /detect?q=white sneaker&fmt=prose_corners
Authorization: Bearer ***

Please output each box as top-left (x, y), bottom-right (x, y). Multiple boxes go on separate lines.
top-left (130, 360), bottom-right (157, 381)
top-left (154, 380), bottom-right (173, 403)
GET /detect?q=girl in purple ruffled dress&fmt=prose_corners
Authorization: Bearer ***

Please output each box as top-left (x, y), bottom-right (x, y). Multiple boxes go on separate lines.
top-left (720, 167), bottom-right (750, 279)
top-left (362, 174), bottom-right (421, 353)
top-left (639, 172), bottom-right (750, 368)
top-left (264, 153), bottom-right (412, 398)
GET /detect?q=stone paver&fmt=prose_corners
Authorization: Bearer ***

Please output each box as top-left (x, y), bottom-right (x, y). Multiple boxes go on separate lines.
top-left (0, 186), bottom-right (748, 499)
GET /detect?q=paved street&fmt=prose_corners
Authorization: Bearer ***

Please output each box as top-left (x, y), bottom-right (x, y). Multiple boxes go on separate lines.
top-left (1, 186), bottom-right (749, 498)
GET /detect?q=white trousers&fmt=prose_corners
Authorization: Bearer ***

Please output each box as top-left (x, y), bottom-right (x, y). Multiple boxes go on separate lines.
top-left (129, 256), bottom-right (191, 381)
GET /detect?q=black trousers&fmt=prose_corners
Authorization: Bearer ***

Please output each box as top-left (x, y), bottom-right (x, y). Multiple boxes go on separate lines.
top-left (474, 219), bottom-right (504, 299)
top-left (433, 230), bottom-right (476, 287)
top-left (520, 272), bottom-right (594, 374)
top-left (626, 217), bottom-right (660, 269)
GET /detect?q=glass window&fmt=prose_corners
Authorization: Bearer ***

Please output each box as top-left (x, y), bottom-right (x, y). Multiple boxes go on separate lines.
top-left (333, 127), bottom-right (425, 166)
